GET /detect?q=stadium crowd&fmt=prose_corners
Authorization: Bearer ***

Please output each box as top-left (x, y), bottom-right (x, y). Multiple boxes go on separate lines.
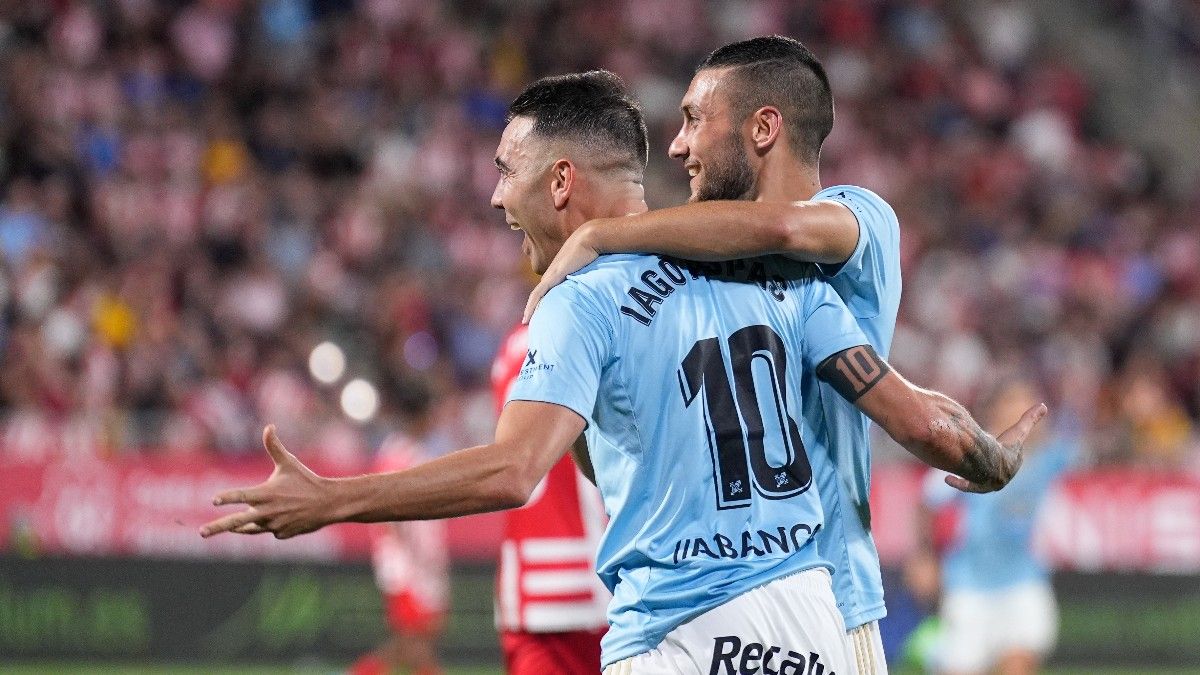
top-left (0, 0), bottom-right (1196, 470)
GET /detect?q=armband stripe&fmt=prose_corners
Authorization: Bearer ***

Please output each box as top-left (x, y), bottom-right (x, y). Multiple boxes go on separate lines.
top-left (816, 345), bottom-right (890, 402)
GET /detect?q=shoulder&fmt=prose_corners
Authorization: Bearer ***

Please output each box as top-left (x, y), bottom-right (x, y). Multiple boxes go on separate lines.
top-left (541, 253), bottom-right (660, 309)
top-left (815, 184), bottom-right (898, 234)
top-left (815, 184), bottom-right (890, 209)
top-left (528, 258), bottom-right (649, 340)
top-left (565, 253), bottom-right (656, 286)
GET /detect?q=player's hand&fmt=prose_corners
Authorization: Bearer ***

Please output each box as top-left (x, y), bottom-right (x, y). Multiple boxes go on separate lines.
top-left (945, 403), bottom-right (1047, 494)
top-left (522, 220), bottom-right (603, 323)
top-left (200, 425), bottom-right (336, 540)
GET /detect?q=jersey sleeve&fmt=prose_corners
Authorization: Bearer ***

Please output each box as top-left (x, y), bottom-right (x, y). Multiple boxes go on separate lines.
top-left (799, 276), bottom-right (871, 370)
top-left (813, 185), bottom-right (901, 320)
top-left (504, 281), bottom-right (612, 427)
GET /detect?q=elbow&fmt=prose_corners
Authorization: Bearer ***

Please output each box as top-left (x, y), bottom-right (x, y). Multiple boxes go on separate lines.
top-left (491, 456), bottom-right (542, 510)
top-left (778, 203), bottom-right (851, 264)
top-left (492, 471), bottom-right (533, 510)
top-left (765, 211), bottom-right (796, 254)
top-left (494, 484), bottom-right (531, 511)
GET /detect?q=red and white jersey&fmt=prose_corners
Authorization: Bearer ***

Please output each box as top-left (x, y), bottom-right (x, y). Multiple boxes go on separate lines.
top-left (491, 324), bottom-right (610, 633)
top-left (370, 434), bottom-right (449, 612)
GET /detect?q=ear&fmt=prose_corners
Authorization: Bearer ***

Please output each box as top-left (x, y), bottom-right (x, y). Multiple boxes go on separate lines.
top-left (750, 106), bottom-right (783, 153)
top-left (550, 158), bottom-right (575, 210)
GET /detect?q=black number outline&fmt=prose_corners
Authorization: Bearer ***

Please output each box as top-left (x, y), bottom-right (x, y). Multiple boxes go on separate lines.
top-left (679, 325), bottom-right (813, 510)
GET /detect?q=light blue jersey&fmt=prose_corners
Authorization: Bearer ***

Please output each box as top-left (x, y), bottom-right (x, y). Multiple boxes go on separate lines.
top-left (809, 184), bottom-right (902, 628)
top-left (924, 436), bottom-right (1077, 591)
top-left (508, 253), bottom-right (870, 666)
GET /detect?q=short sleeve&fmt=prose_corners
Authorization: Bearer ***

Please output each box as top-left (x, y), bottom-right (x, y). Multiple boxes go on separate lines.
top-left (505, 281), bottom-right (612, 427)
top-left (799, 277), bottom-right (871, 370)
top-left (813, 185), bottom-right (901, 321)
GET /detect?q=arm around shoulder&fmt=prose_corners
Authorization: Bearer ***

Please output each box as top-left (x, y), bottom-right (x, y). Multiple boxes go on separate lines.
top-left (775, 199), bottom-right (860, 265)
top-left (525, 200), bottom-right (861, 322)
top-left (583, 200), bottom-right (859, 264)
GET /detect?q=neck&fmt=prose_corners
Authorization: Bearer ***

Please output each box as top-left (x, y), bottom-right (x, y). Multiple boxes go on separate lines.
top-left (561, 180), bottom-right (648, 233)
top-left (545, 180), bottom-right (647, 268)
top-left (753, 155), bottom-right (821, 203)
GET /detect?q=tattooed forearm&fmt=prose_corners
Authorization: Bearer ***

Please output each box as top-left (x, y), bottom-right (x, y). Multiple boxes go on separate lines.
top-left (930, 401), bottom-right (1020, 491)
top-left (950, 408), bottom-right (1013, 488)
top-left (834, 349), bottom-right (1033, 493)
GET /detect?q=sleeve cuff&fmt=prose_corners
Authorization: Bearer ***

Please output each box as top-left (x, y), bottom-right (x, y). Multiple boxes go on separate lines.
top-left (816, 200), bottom-right (866, 279)
top-left (504, 397), bottom-right (592, 430)
top-left (807, 332), bottom-right (870, 370)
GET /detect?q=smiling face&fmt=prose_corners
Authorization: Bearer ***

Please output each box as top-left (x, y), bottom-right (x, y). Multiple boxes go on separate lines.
top-left (490, 116), bottom-right (561, 274)
top-left (669, 68), bottom-right (756, 203)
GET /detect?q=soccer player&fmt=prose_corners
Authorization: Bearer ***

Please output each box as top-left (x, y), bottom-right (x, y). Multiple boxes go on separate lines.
top-left (919, 378), bottom-right (1078, 675)
top-left (490, 323), bottom-right (609, 674)
top-left (351, 380), bottom-right (448, 675)
top-left (519, 36), bottom-right (942, 672)
top-left (201, 71), bottom-right (1041, 673)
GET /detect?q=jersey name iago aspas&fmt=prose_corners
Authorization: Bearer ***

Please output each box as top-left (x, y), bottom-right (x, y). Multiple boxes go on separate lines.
top-left (507, 253), bottom-right (869, 666)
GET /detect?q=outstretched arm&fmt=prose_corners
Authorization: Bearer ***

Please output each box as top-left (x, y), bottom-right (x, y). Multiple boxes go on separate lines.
top-left (524, 200), bottom-right (858, 322)
top-left (200, 401), bottom-right (586, 539)
top-left (817, 345), bottom-right (1047, 493)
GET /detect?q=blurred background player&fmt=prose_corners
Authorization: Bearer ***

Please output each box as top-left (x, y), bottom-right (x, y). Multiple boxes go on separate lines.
top-left (489, 322), bottom-right (608, 674)
top-left (915, 377), bottom-right (1080, 675)
top-left (351, 378), bottom-right (449, 675)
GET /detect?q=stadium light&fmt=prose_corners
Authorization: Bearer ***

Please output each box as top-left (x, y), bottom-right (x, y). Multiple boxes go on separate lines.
top-left (340, 378), bottom-right (379, 422)
top-left (308, 341), bottom-right (346, 384)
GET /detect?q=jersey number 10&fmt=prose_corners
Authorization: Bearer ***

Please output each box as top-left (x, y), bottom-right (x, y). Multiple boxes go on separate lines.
top-left (678, 324), bottom-right (813, 510)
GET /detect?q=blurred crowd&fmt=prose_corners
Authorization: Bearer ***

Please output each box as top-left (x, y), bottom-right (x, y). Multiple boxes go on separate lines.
top-left (0, 0), bottom-right (1197, 469)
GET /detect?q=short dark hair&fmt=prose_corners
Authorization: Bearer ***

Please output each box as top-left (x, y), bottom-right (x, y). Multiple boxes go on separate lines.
top-left (507, 70), bottom-right (649, 175)
top-left (698, 36), bottom-right (834, 165)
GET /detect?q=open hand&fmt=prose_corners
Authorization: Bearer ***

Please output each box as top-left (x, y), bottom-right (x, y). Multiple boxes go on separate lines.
top-left (945, 403), bottom-right (1047, 493)
top-left (200, 425), bottom-right (336, 539)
